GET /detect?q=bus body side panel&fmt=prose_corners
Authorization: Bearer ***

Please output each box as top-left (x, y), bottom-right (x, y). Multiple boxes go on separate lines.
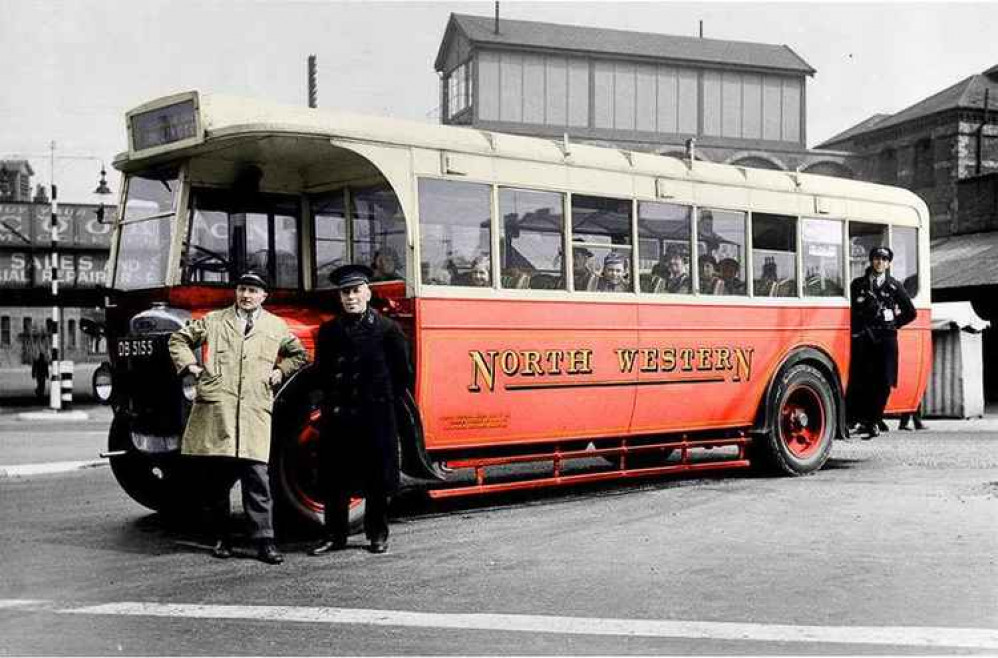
top-left (885, 311), bottom-right (933, 413)
top-left (632, 304), bottom-right (848, 434)
top-left (416, 297), bottom-right (638, 451)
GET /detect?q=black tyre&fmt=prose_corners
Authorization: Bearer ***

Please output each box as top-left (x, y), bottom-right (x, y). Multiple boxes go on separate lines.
top-left (107, 416), bottom-right (182, 513)
top-left (753, 363), bottom-right (835, 475)
top-left (271, 392), bottom-right (365, 532)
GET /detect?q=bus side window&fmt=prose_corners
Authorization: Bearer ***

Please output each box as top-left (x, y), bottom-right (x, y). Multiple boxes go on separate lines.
top-left (698, 208), bottom-right (746, 296)
top-left (892, 226), bottom-right (919, 297)
top-left (572, 195), bottom-right (633, 293)
top-left (352, 186), bottom-right (407, 284)
top-left (418, 179), bottom-right (493, 287)
top-left (802, 217), bottom-right (844, 297)
top-left (752, 213), bottom-right (798, 297)
top-left (848, 221), bottom-right (887, 282)
top-left (498, 187), bottom-right (566, 291)
top-left (638, 201), bottom-right (692, 295)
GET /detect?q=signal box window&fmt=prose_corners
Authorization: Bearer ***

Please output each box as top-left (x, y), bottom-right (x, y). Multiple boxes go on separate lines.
top-left (418, 179), bottom-right (492, 287)
top-left (572, 195), bottom-right (633, 293)
top-left (892, 226), bottom-right (919, 296)
top-left (114, 173), bottom-right (179, 290)
top-left (698, 208), bottom-right (746, 296)
top-left (752, 213), bottom-right (798, 297)
top-left (183, 190), bottom-right (300, 288)
top-left (802, 218), bottom-right (844, 297)
top-left (638, 202), bottom-right (692, 294)
top-left (848, 221), bottom-right (887, 281)
top-left (499, 188), bottom-right (565, 290)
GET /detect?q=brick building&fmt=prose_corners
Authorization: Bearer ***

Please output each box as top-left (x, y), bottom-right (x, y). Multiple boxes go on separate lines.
top-left (820, 65), bottom-right (998, 400)
top-left (435, 13), bottom-right (853, 176)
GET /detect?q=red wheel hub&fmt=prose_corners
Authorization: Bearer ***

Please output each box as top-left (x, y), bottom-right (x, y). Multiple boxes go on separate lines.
top-left (780, 386), bottom-right (825, 458)
top-left (291, 408), bottom-right (362, 513)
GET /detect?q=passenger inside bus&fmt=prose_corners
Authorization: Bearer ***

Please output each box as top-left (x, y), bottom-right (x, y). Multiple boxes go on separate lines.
top-left (654, 249), bottom-right (690, 294)
top-left (718, 258), bottom-right (746, 295)
top-left (371, 248), bottom-right (402, 282)
top-left (596, 252), bottom-right (629, 292)
top-left (699, 255), bottom-right (722, 295)
top-left (572, 246), bottom-right (598, 291)
top-left (469, 256), bottom-right (491, 287)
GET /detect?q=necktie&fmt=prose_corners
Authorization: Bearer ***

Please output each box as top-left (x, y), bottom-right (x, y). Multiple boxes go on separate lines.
top-left (244, 314), bottom-right (254, 337)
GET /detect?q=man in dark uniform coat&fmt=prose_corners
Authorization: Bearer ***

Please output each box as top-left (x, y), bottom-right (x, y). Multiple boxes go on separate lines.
top-left (847, 246), bottom-right (917, 438)
top-left (310, 264), bottom-right (412, 555)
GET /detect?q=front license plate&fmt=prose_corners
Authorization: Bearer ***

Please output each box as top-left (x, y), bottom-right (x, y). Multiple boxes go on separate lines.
top-left (117, 337), bottom-right (157, 358)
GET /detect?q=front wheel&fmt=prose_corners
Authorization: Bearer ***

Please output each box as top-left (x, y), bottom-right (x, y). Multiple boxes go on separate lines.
top-left (271, 397), bottom-right (365, 532)
top-left (107, 416), bottom-right (182, 513)
top-left (753, 363), bottom-right (835, 475)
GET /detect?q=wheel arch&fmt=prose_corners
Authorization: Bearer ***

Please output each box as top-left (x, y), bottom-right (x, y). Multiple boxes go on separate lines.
top-left (753, 345), bottom-right (847, 441)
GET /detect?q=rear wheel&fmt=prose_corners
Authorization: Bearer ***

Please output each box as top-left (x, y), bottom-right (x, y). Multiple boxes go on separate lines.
top-left (753, 363), bottom-right (835, 475)
top-left (107, 416), bottom-right (182, 513)
top-left (272, 398), bottom-right (365, 532)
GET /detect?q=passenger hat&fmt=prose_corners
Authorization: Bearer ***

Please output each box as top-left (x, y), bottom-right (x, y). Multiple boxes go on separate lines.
top-left (869, 246), bottom-right (894, 261)
top-left (235, 270), bottom-right (269, 290)
top-left (603, 251), bottom-right (627, 267)
top-left (329, 264), bottom-right (373, 289)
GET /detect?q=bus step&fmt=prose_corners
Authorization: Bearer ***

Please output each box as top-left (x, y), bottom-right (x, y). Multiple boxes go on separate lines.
top-left (428, 436), bottom-right (750, 500)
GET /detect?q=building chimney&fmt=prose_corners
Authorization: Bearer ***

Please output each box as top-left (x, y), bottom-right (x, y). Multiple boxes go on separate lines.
top-left (699, 20), bottom-right (703, 38)
top-left (495, 1), bottom-right (500, 35)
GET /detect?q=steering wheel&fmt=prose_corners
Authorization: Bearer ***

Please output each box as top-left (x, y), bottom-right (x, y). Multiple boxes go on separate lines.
top-left (183, 242), bottom-right (231, 274)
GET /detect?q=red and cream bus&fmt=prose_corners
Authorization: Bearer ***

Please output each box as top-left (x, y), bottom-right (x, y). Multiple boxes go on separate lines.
top-left (100, 90), bottom-right (931, 527)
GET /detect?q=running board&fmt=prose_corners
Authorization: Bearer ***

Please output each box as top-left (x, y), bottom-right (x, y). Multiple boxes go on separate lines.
top-left (428, 435), bottom-right (751, 500)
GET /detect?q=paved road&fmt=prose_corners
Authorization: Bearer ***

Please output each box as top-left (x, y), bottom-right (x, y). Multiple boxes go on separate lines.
top-left (0, 431), bottom-right (996, 655)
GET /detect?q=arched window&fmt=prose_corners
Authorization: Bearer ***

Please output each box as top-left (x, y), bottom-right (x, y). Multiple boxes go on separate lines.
top-left (914, 138), bottom-right (934, 187)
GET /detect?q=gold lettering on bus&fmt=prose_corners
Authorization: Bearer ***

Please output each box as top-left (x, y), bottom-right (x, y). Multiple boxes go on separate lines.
top-left (468, 345), bottom-right (753, 393)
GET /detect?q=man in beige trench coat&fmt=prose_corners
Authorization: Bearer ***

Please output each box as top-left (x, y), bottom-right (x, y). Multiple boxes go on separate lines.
top-left (169, 271), bottom-right (307, 564)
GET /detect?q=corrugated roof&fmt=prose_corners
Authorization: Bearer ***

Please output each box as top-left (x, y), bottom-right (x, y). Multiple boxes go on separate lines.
top-left (436, 13), bottom-right (815, 75)
top-left (931, 231), bottom-right (998, 289)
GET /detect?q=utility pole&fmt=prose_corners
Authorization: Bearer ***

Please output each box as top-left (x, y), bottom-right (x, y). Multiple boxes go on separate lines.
top-left (48, 140), bottom-right (66, 411)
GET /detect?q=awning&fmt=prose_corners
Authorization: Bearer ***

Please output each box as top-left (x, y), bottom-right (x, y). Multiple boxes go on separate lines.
top-left (931, 301), bottom-right (991, 333)
top-left (930, 231), bottom-right (998, 289)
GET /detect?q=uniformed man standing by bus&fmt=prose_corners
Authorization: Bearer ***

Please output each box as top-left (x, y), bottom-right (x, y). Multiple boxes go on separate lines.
top-left (169, 271), bottom-right (308, 564)
top-left (310, 264), bottom-right (412, 556)
top-left (847, 246), bottom-right (916, 438)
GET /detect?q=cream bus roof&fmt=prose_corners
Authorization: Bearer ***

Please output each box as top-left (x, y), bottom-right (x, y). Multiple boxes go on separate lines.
top-left (116, 90), bottom-right (925, 212)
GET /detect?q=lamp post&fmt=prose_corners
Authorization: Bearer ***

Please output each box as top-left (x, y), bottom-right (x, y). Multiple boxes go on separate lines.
top-left (46, 142), bottom-right (115, 410)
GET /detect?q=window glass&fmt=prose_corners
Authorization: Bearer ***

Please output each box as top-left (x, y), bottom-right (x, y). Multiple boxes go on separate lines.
top-left (68, 319), bottom-right (77, 350)
top-left (448, 62), bottom-right (470, 119)
top-left (313, 191), bottom-right (347, 289)
top-left (122, 173), bottom-right (178, 222)
top-left (418, 179), bottom-right (492, 287)
top-left (892, 226), bottom-right (919, 296)
top-left (698, 208), bottom-right (746, 295)
top-left (638, 202), bottom-right (692, 294)
top-left (352, 186), bottom-right (406, 284)
top-left (572, 195), bottom-right (632, 293)
top-left (848, 222), bottom-right (888, 281)
top-left (1, 316), bottom-right (10, 347)
top-left (181, 190), bottom-right (300, 288)
top-left (114, 215), bottom-right (172, 290)
top-left (752, 213), bottom-right (797, 297)
top-left (499, 188), bottom-right (565, 290)
top-left (802, 218), bottom-right (844, 297)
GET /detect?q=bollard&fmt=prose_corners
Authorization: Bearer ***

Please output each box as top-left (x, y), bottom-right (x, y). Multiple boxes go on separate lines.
top-left (59, 360), bottom-right (74, 410)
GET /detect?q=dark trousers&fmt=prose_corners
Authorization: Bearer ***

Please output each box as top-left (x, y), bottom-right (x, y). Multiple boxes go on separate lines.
top-left (324, 482), bottom-right (389, 544)
top-left (197, 458), bottom-right (275, 540)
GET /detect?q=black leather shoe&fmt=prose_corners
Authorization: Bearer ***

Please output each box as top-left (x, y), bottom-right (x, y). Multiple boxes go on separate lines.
top-left (309, 539), bottom-right (347, 556)
top-left (369, 539), bottom-right (388, 554)
top-left (860, 423), bottom-right (880, 440)
top-left (212, 539), bottom-right (233, 559)
top-left (257, 540), bottom-right (284, 565)
top-left (877, 420), bottom-right (890, 433)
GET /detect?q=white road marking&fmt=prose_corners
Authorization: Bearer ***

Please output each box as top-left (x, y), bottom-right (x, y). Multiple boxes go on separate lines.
top-left (0, 460), bottom-right (106, 478)
top-left (0, 600), bottom-right (47, 609)
top-left (53, 601), bottom-right (998, 650)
